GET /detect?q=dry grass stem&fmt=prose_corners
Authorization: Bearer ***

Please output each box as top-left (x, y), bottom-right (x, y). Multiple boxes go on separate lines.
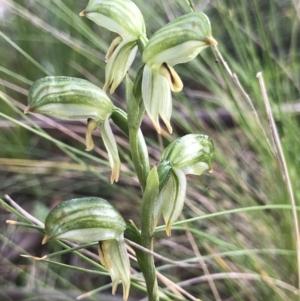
top-left (256, 71), bottom-right (300, 295)
top-left (5, 194), bottom-right (44, 227)
top-left (184, 222), bottom-right (222, 301)
top-left (212, 45), bottom-right (274, 155)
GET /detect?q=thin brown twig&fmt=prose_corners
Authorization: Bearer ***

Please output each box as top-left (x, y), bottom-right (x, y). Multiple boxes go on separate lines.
top-left (184, 220), bottom-right (222, 301)
top-left (212, 45), bottom-right (274, 156)
top-left (256, 72), bottom-right (300, 297)
top-left (125, 239), bottom-right (200, 268)
top-left (5, 194), bottom-right (44, 227)
top-left (177, 272), bottom-right (300, 294)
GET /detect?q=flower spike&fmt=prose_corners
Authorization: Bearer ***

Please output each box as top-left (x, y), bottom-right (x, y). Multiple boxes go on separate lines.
top-left (142, 12), bottom-right (217, 133)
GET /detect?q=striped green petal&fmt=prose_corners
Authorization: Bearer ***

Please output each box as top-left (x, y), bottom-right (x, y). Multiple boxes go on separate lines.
top-left (25, 76), bottom-right (113, 122)
top-left (161, 134), bottom-right (214, 175)
top-left (98, 235), bottom-right (130, 301)
top-left (80, 0), bottom-right (145, 39)
top-left (154, 168), bottom-right (186, 236)
top-left (142, 64), bottom-right (172, 134)
top-left (104, 37), bottom-right (138, 93)
top-left (42, 197), bottom-right (126, 244)
top-left (143, 12), bottom-right (217, 66)
top-left (100, 118), bottom-right (121, 183)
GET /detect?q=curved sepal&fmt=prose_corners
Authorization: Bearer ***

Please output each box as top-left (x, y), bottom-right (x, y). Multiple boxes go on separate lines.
top-left (104, 38), bottom-right (138, 93)
top-left (154, 168), bottom-right (186, 236)
top-left (98, 234), bottom-right (130, 300)
top-left (100, 118), bottom-right (121, 183)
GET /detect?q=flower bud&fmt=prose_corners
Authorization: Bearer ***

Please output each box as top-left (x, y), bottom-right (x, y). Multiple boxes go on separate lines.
top-left (161, 134), bottom-right (214, 174)
top-left (43, 197), bottom-right (130, 301)
top-left (155, 134), bottom-right (214, 235)
top-left (25, 76), bottom-right (120, 183)
top-left (142, 12), bottom-right (217, 133)
top-left (80, 0), bottom-right (146, 93)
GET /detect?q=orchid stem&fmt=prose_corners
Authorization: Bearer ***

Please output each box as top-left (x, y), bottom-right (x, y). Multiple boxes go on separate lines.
top-left (125, 37), bottom-right (159, 301)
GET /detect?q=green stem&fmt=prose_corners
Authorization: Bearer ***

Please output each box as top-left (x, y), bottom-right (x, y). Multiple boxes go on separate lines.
top-left (126, 78), bottom-right (150, 191)
top-left (125, 35), bottom-right (159, 301)
top-left (128, 126), bottom-right (149, 190)
top-left (140, 205), bottom-right (158, 301)
top-left (140, 168), bottom-right (159, 301)
top-left (111, 107), bottom-right (150, 190)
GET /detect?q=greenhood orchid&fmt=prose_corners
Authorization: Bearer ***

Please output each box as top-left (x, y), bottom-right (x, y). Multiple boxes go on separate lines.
top-left (25, 76), bottom-right (120, 183)
top-left (80, 0), bottom-right (147, 93)
top-left (142, 12), bottom-right (217, 134)
top-left (155, 134), bottom-right (214, 235)
top-left (42, 197), bottom-right (131, 301)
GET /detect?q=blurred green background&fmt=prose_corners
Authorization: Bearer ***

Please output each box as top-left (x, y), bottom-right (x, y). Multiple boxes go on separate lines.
top-left (0, 0), bottom-right (299, 300)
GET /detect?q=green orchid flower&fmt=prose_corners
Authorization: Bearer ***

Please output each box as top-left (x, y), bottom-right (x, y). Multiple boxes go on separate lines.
top-left (25, 76), bottom-right (120, 183)
top-left (80, 0), bottom-right (146, 93)
top-left (42, 197), bottom-right (130, 301)
top-left (142, 12), bottom-right (217, 134)
top-left (155, 134), bottom-right (214, 235)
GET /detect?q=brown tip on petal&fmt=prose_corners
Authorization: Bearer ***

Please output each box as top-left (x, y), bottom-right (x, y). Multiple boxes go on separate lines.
top-left (85, 136), bottom-right (94, 151)
top-left (150, 117), bottom-right (162, 134)
top-left (85, 145), bottom-right (94, 152)
top-left (79, 10), bottom-right (86, 17)
top-left (111, 281), bottom-right (118, 295)
top-left (42, 235), bottom-right (49, 245)
top-left (165, 121), bottom-right (173, 134)
top-left (110, 173), bottom-right (119, 184)
top-left (103, 82), bottom-right (109, 93)
top-left (106, 36), bottom-right (122, 60)
top-left (166, 223), bottom-right (172, 237)
top-left (123, 287), bottom-right (130, 301)
top-left (160, 63), bottom-right (183, 92)
top-left (155, 125), bottom-right (162, 135)
top-left (160, 115), bottom-right (173, 134)
top-left (206, 36), bottom-right (218, 46)
top-left (110, 85), bottom-right (117, 95)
